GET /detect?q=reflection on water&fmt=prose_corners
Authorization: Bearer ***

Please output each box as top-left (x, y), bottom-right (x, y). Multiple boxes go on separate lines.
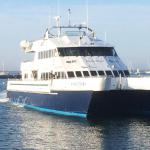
top-left (1, 102), bottom-right (150, 150)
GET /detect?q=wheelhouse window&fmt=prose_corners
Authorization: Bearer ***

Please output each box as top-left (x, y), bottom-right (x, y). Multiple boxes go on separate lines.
top-left (75, 71), bottom-right (82, 77)
top-left (98, 71), bottom-right (105, 76)
top-left (90, 71), bottom-right (97, 76)
top-left (67, 72), bottom-right (75, 78)
top-left (105, 70), bottom-right (113, 76)
top-left (113, 70), bottom-right (119, 77)
top-left (58, 47), bottom-right (117, 57)
top-left (83, 71), bottom-right (90, 77)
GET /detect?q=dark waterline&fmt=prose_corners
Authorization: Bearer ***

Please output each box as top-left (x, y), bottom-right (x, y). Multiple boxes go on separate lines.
top-left (1, 80), bottom-right (150, 149)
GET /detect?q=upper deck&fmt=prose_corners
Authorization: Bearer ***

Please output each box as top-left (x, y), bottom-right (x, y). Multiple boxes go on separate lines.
top-left (20, 25), bottom-right (112, 53)
top-left (19, 22), bottom-right (129, 81)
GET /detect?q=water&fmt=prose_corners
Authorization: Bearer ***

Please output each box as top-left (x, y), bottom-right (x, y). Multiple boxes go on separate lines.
top-left (1, 80), bottom-right (150, 149)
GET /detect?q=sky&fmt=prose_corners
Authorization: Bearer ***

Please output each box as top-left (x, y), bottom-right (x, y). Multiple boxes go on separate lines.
top-left (0, 0), bottom-right (150, 71)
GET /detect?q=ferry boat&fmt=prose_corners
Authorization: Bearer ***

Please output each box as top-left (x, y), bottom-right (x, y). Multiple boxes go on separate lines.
top-left (7, 16), bottom-right (150, 118)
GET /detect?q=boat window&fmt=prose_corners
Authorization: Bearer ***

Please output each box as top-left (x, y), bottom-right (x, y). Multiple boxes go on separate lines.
top-left (41, 74), bottom-right (43, 80)
top-left (46, 51), bottom-right (48, 58)
top-left (57, 72), bottom-right (61, 78)
top-left (38, 52), bottom-right (40, 59)
top-left (113, 70), bottom-right (119, 77)
top-left (67, 71), bottom-right (75, 78)
top-left (83, 71), bottom-right (90, 77)
top-left (59, 72), bottom-right (66, 79)
top-left (98, 71), bottom-right (105, 76)
top-left (49, 72), bottom-right (53, 79)
top-left (105, 71), bottom-right (113, 76)
top-left (41, 52), bottom-right (43, 59)
top-left (45, 51), bottom-right (47, 58)
top-left (24, 73), bottom-right (28, 79)
top-left (124, 70), bottom-right (130, 76)
top-left (42, 73), bottom-right (45, 80)
top-left (58, 47), bottom-right (117, 57)
top-left (118, 70), bottom-right (125, 77)
top-left (41, 73), bottom-right (45, 80)
top-left (32, 71), bottom-right (37, 79)
top-left (38, 49), bottom-right (58, 59)
top-left (46, 73), bottom-right (48, 80)
top-left (44, 72), bottom-right (67, 79)
top-left (75, 71), bottom-right (82, 77)
top-left (90, 71), bottom-right (97, 76)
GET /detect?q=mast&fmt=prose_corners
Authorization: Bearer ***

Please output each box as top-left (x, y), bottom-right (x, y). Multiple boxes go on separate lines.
top-left (68, 8), bottom-right (71, 26)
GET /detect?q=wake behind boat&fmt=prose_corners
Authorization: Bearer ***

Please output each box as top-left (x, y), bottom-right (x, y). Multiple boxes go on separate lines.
top-left (6, 14), bottom-right (150, 118)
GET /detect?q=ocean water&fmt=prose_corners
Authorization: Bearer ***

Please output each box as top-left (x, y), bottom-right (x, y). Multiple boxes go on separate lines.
top-left (1, 79), bottom-right (150, 150)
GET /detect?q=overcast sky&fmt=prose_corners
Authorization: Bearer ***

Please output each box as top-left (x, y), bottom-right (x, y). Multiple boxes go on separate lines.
top-left (0, 0), bottom-right (150, 71)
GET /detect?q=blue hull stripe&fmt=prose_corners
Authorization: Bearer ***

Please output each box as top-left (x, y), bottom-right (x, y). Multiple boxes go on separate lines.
top-left (24, 104), bottom-right (87, 118)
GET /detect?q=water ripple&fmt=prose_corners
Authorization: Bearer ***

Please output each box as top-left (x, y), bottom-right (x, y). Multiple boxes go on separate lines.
top-left (0, 80), bottom-right (150, 149)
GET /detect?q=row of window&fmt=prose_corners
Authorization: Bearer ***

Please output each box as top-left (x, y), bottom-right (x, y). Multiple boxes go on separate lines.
top-left (38, 49), bottom-right (57, 59)
top-left (41, 72), bottom-right (67, 80)
top-left (40, 70), bottom-right (130, 80)
top-left (38, 47), bottom-right (117, 60)
top-left (58, 47), bottom-right (117, 57)
top-left (24, 70), bottom-right (130, 80)
top-left (67, 70), bottom-right (129, 78)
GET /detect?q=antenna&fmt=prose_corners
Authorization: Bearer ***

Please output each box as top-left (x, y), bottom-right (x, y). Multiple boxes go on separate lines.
top-left (54, 16), bottom-right (61, 37)
top-left (86, 0), bottom-right (89, 34)
top-left (56, 0), bottom-right (61, 37)
top-left (68, 8), bottom-right (71, 26)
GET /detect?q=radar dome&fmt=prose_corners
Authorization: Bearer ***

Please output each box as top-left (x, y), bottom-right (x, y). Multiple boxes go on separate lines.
top-left (20, 40), bottom-right (30, 49)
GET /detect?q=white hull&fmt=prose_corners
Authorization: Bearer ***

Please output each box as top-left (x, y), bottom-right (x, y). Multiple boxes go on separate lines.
top-left (7, 77), bottom-right (128, 93)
